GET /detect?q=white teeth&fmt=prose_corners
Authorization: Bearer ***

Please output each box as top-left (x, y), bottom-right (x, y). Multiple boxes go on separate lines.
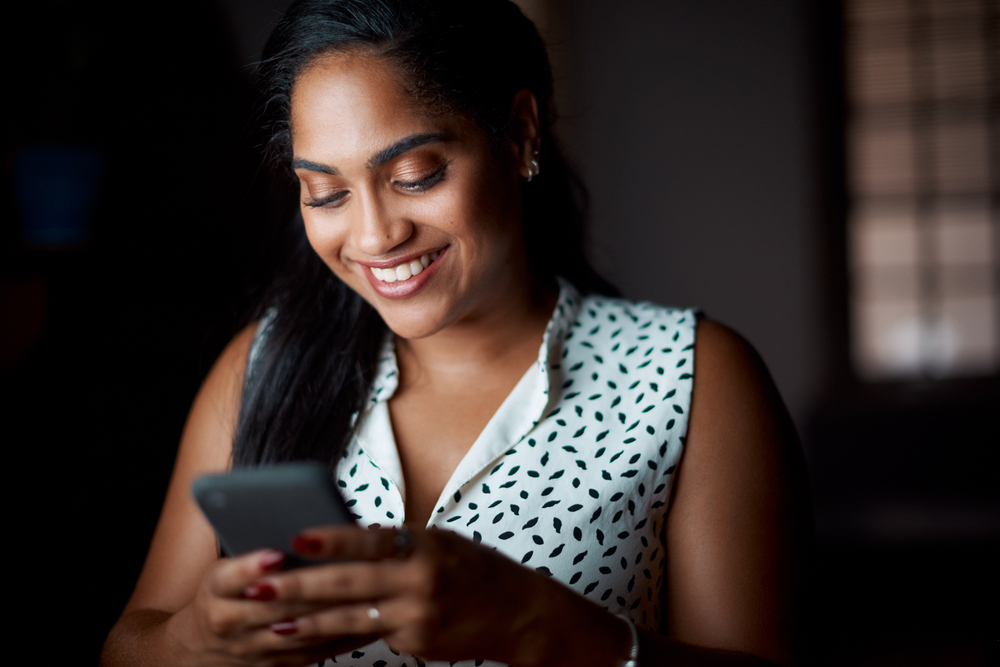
top-left (369, 252), bottom-right (438, 284)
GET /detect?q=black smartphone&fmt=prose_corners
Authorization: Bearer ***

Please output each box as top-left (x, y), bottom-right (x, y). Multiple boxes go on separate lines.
top-left (191, 462), bottom-right (355, 567)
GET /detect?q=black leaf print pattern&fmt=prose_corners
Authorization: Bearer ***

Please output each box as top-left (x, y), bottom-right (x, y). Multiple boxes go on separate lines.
top-left (324, 283), bottom-right (695, 667)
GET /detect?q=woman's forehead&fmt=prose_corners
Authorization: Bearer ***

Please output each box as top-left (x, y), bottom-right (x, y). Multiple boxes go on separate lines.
top-left (290, 53), bottom-right (459, 161)
top-left (290, 53), bottom-right (489, 170)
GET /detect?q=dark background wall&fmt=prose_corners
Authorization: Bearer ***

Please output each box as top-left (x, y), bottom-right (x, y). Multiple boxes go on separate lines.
top-left (2, 0), bottom-right (996, 664)
top-left (551, 0), bottom-right (824, 427)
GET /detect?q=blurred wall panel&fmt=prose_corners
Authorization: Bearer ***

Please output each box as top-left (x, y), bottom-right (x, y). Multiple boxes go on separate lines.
top-left (546, 0), bottom-right (823, 427)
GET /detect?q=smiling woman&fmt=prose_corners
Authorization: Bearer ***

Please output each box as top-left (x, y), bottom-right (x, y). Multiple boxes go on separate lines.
top-left (100, 1), bottom-right (810, 666)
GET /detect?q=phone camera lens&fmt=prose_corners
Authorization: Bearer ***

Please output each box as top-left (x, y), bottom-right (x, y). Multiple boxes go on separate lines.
top-left (207, 490), bottom-right (227, 509)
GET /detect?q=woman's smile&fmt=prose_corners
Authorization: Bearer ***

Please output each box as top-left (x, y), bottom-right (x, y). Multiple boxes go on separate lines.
top-left (359, 246), bottom-right (446, 299)
top-left (365, 248), bottom-right (440, 282)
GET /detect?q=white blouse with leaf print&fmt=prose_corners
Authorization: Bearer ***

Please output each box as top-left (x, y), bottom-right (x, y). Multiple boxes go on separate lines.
top-left (303, 279), bottom-right (697, 667)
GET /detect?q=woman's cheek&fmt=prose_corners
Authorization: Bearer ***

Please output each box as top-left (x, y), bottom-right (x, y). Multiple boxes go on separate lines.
top-left (302, 213), bottom-right (346, 273)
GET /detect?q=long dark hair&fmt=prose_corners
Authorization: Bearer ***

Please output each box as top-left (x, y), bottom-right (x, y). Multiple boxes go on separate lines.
top-left (233, 0), bottom-right (616, 469)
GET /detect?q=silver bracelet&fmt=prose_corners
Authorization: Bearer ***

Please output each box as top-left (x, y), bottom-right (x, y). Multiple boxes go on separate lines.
top-left (615, 613), bottom-right (639, 667)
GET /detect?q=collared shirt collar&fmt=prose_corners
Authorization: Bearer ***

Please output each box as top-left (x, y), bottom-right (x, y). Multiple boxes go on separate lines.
top-left (356, 279), bottom-right (583, 523)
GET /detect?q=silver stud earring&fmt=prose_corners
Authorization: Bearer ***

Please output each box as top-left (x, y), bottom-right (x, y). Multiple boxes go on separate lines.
top-left (527, 151), bottom-right (540, 182)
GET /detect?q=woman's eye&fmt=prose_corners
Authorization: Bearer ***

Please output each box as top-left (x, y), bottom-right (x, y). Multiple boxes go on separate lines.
top-left (394, 165), bottom-right (447, 192)
top-left (304, 190), bottom-right (348, 208)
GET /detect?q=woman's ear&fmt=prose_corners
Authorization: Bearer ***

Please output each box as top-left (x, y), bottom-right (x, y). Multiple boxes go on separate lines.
top-left (510, 89), bottom-right (541, 181)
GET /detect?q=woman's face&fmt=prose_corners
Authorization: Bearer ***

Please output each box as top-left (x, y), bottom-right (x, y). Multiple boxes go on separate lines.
top-left (290, 53), bottom-right (531, 339)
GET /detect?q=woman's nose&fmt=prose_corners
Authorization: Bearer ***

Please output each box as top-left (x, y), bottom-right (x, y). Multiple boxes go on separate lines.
top-left (351, 190), bottom-right (413, 257)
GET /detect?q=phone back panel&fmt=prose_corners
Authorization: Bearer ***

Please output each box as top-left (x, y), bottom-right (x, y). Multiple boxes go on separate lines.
top-left (192, 463), bottom-right (354, 566)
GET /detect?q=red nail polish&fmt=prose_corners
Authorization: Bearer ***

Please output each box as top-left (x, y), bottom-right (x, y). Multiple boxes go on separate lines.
top-left (244, 582), bottom-right (276, 601)
top-left (259, 550), bottom-right (286, 572)
top-left (292, 535), bottom-right (323, 554)
top-left (271, 621), bottom-right (298, 635)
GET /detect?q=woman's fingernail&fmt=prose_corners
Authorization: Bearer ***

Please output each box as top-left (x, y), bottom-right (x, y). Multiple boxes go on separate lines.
top-left (244, 582), bottom-right (277, 601)
top-left (259, 550), bottom-right (286, 572)
top-left (292, 535), bottom-right (323, 554)
top-left (271, 620), bottom-right (298, 635)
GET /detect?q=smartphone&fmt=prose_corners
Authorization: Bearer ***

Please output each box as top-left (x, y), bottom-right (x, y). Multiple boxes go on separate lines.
top-left (191, 462), bottom-right (355, 567)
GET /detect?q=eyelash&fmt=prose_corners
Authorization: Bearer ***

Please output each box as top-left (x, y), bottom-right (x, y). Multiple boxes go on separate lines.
top-left (303, 164), bottom-right (448, 208)
top-left (304, 191), bottom-right (348, 208)
top-left (394, 164), bottom-right (447, 192)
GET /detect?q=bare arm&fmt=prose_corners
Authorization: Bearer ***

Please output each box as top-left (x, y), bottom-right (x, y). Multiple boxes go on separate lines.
top-left (655, 318), bottom-right (811, 665)
top-left (101, 324), bottom-right (255, 665)
top-left (533, 318), bottom-right (810, 666)
top-left (536, 318), bottom-right (810, 666)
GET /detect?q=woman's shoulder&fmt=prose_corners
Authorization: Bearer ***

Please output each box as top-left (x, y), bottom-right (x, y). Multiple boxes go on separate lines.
top-left (210, 321), bottom-right (261, 398)
top-left (567, 289), bottom-right (787, 431)
top-left (182, 321), bottom-right (262, 454)
top-left (689, 317), bottom-right (781, 408)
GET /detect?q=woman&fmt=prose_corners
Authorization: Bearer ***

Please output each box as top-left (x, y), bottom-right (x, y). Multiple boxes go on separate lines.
top-left (102, 1), bottom-right (810, 665)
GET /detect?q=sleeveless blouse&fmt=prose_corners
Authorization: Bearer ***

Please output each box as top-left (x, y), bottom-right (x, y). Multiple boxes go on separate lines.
top-left (307, 280), bottom-right (698, 666)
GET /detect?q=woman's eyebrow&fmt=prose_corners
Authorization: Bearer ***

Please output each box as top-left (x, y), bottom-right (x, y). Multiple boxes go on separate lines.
top-left (290, 132), bottom-right (451, 176)
top-left (290, 159), bottom-right (338, 175)
top-left (367, 132), bottom-right (452, 169)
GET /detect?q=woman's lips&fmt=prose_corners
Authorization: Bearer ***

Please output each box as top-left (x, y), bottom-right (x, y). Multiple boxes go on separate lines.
top-left (360, 247), bottom-right (447, 300)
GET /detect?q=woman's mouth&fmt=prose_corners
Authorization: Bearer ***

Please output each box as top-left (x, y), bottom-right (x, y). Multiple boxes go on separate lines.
top-left (361, 247), bottom-right (447, 300)
top-left (369, 251), bottom-right (440, 283)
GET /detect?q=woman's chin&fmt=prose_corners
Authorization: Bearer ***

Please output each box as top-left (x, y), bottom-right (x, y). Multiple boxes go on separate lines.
top-left (360, 276), bottom-right (467, 341)
top-left (377, 307), bottom-right (452, 341)
top-left (383, 321), bottom-right (445, 341)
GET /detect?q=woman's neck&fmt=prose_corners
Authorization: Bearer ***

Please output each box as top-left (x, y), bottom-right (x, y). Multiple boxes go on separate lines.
top-left (393, 278), bottom-right (558, 392)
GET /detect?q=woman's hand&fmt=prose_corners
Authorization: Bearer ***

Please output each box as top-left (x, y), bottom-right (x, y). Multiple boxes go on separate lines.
top-left (246, 524), bottom-right (632, 667)
top-left (164, 548), bottom-right (380, 666)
